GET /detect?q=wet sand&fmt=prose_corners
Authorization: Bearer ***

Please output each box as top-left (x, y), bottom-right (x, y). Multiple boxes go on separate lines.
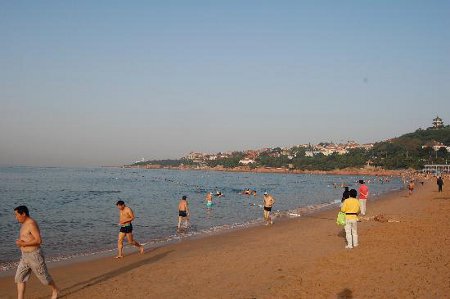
top-left (0, 178), bottom-right (448, 298)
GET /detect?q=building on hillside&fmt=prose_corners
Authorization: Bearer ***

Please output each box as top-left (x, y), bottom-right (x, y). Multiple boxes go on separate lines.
top-left (432, 115), bottom-right (444, 129)
top-left (239, 158), bottom-right (255, 165)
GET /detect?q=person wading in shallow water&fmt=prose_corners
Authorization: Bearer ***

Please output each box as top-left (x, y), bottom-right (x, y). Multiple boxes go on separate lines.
top-left (178, 195), bottom-right (190, 230)
top-left (14, 205), bottom-right (59, 299)
top-left (263, 192), bottom-right (276, 225)
top-left (115, 200), bottom-right (144, 259)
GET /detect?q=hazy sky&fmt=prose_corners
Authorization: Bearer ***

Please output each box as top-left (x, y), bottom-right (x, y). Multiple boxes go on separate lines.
top-left (1, 1), bottom-right (449, 167)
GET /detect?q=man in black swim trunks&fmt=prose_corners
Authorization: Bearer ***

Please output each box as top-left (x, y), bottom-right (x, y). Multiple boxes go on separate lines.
top-left (263, 192), bottom-right (275, 225)
top-left (177, 195), bottom-right (190, 230)
top-left (115, 200), bottom-right (144, 258)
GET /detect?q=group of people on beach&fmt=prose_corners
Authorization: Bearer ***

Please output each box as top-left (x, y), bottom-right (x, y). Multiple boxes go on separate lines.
top-left (12, 173), bottom-right (446, 298)
top-left (340, 179), bottom-right (369, 249)
top-left (177, 191), bottom-right (277, 230)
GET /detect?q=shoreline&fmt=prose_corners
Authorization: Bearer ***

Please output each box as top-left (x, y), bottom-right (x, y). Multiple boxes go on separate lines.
top-left (122, 164), bottom-right (404, 176)
top-left (2, 177), bottom-right (446, 298)
top-left (0, 178), bottom-right (404, 276)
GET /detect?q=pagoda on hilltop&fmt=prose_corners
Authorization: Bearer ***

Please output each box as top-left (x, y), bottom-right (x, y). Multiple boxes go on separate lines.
top-left (432, 115), bottom-right (444, 129)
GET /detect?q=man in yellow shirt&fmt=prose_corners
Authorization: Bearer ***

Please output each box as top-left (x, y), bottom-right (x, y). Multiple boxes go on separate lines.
top-left (341, 189), bottom-right (360, 249)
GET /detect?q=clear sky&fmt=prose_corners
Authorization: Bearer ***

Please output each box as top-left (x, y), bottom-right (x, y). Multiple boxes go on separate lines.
top-left (1, 1), bottom-right (449, 167)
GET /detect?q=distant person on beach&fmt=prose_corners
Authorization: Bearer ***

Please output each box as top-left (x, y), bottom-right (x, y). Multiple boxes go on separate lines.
top-left (14, 205), bottom-right (59, 299)
top-left (206, 192), bottom-right (213, 207)
top-left (408, 180), bottom-right (415, 196)
top-left (341, 186), bottom-right (350, 203)
top-left (178, 195), bottom-right (190, 230)
top-left (340, 189), bottom-right (360, 249)
top-left (437, 176), bottom-right (444, 192)
top-left (358, 180), bottom-right (369, 216)
top-left (263, 192), bottom-right (276, 225)
top-left (115, 200), bottom-right (144, 258)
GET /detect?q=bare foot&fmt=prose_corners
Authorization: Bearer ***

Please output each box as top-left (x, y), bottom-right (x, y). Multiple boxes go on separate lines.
top-left (51, 289), bottom-right (59, 299)
top-left (139, 246), bottom-right (144, 254)
top-left (114, 255), bottom-right (124, 259)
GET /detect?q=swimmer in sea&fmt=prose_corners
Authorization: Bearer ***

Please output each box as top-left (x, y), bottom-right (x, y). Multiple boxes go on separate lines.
top-left (206, 192), bottom-right (213, 207)
top-left (178, 195), bottom-right (190, 230)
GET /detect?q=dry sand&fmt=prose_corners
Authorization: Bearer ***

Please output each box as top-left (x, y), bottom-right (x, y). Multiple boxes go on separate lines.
top-left (0, 178), bottom-right (448, 299)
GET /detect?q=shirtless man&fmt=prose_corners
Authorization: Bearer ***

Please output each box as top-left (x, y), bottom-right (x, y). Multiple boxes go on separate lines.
top-left (115, 200), bottom-right (144, 259)
top-left (14, 205), bottom-right (58, 299)
top-left (263, 192), bottom-right (276, 225)
top-left (178, 195), bottom-right (190, 230)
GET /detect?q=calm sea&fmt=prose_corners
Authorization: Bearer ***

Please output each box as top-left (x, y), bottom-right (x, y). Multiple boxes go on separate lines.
top-left (0, 166), bottom-right (403, 271)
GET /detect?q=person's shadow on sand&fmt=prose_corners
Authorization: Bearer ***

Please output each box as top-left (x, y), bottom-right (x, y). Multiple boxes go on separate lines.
top-left (55, 250), bottom-right (173, 299)
top-left (337, 288), bottom-right (353, 298)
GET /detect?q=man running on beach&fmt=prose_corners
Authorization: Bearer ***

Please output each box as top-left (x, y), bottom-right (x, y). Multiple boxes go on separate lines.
top-left (178, 195), bottom-right (190, 230)
top-left (14, 205), bottom-right (59, 299)
top-left (115, 200), bottom-right (144, 259)
top-left (358, 180), bottom-right (369, 216)
top-left (263, 192), bottom-right (276, 225)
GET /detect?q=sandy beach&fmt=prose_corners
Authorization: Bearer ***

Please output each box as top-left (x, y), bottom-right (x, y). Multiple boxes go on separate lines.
top-left (0, 177), bottom-right (448, 299)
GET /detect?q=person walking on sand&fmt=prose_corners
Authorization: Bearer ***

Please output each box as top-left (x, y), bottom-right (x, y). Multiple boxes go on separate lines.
top-left (408, 180), bottom-right (415, 196)
top-left (14, 205), bottom-right (59, 299)
top-left (263, 192), bottom-right (276, 225)
top-left (178, 195), bottom-right (190, 230)
top-left (437, 176), bottom-right (444, 192)
top-left (358, 180), bottom-right (369, 216)
top-left (341, 189), bottom-right (361, 249)
top-left (115, 200), bottom-right (144, 259)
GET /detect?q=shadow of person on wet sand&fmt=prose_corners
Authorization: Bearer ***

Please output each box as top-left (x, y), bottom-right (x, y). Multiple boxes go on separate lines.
top-left (337, 288), bottom-right (353, 298)
top-left (56, 250), bottom-right (173, 298)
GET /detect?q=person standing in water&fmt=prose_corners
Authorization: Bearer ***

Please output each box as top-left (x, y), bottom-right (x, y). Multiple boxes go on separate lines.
top-left (115, 200), bottom-right (144, 259)
top-left (14, 205), bottom-right (59, 299)
top-left (263, 192), bottom-right (276, 225)
top-left (178, 195), bottom-right (190, 230)
top-left (206, 192), bottom-right (213, 207)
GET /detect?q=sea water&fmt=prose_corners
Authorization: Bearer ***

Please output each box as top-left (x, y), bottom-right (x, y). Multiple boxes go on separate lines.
top-left (0, 166), bottom-right (403, 271)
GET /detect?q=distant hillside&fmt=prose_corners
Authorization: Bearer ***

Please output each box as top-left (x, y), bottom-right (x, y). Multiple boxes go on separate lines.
top-left (127, 126), bottom-right (449, 171)
top-left (370, 126), bottom-right (450, 169)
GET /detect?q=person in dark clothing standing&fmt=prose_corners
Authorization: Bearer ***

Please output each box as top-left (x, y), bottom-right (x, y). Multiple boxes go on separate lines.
top-left (437, 176), bottom-right (444, 192)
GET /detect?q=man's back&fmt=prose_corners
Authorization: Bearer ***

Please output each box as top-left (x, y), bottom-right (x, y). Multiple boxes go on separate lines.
top-left (359, 184), bottom-right (369, 199)
top-left (341, 197), bottom-right (360, 220)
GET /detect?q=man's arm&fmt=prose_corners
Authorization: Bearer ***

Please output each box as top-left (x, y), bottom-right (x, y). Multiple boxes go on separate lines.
top-left (120, 207), bottom-right (135, 224)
